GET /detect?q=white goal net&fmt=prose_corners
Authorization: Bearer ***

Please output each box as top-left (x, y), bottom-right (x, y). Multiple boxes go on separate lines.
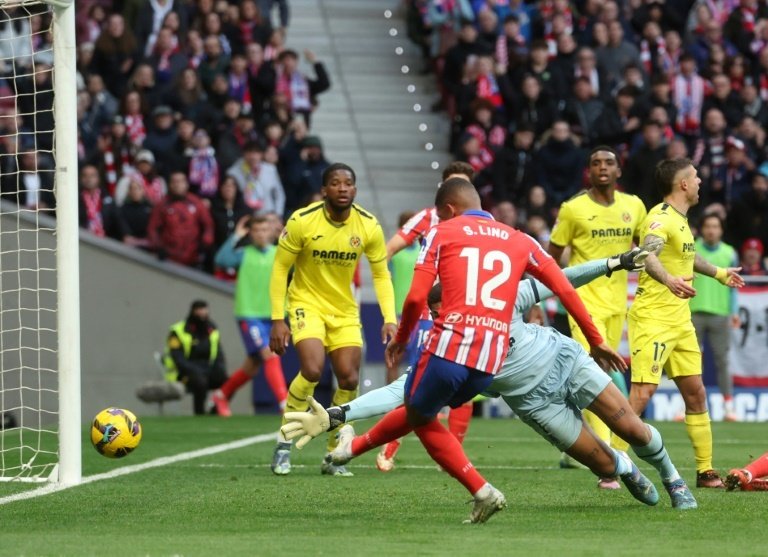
top-left (0, 0), bottom-right (79, 484)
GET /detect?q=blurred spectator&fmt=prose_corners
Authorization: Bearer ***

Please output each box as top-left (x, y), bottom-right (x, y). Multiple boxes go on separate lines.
top-left (672, 53), bottom-right (705, 138)
top-left (740, 237), bottom-right (768, 275)
top-left (78, 164), bottom-right (120, 240)
top-left (128, 64), bottom-right (164, 108)
top-left (571, 47), bottom-right (607, 100)
top-left (227, 141), bottom-right (285, 215)
top-left (624, 120), bottom-right (666, 208)
top-left (513, 73), bottom-right (557, 136)
top-left (593, 85), bottom-right (641, 151)
top-left (490, 123), bottom-right (536, 204)
top-left (198, 35), bottom-right (231, 93)
top-left (91, 14), bottom-right (137, 99)
top-left (135, 0), bottom-right (189, 59)
top-left (12, 152), bottom-right (54, 211)
top-left (145, 27), bottom-right (188, 89)
top-left (727, 165), bottom-right (768, 250)
top-left (147, 171), bottom-right (215, 267)
top-left (513, 39), bottom-right (566, 104)
top-left (562, 76), bottom-right (605, 145)
top-left (187, 129), bottom-right (220, 202)
top-left (86, 74), bottom-right (118, 129)
top-left (741, 83), bottom-right (768, 128)
top-left (119, 90), bottom-right (148, 151)
top-left (535, 120), bottom-right (585, 206)
top-left (491, 200), bottom-right (518, 228)
top-left (245, 42), bottom-right (277, 121)
top-left (596, 20), bottom-right (640, 91)
top-left (232, 0), bottom-right (273, 54)
top-left (274, 49), bottom-right (330, 127)
top-left (257, 0), bottom-right (290, 30)
top-left (703, 73), bottom-right (745, 128)
top-left (694, 108), bottom-right (729, 194)
top-left (115, 149), bottom-right (167, 206)
top-left (716, 137), bottom-right (754, 207)
top-left (118, 176), bottom-right (154, 250)
top-left (210, 175), bottom-right (252, 253)
top-left (167, 68), bottom-right (216, 130)
top-left (218, 106), bottom-right (260, 169)
top-left (143, 105), bottom-right (179, 171)
top-left (94, 116), bottom-right (133, 196)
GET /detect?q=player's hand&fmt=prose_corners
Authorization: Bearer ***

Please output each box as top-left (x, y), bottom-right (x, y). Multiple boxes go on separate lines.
top-left (730, 314), bottom-right (741, 329)
top-left (381, 322), bottom-right (397, 344)
top-left (280, 396), bottom-right (329, 450)
top-left (665, 276), bottom-right (696, 298)
top-left (590, 342), bottom-right (627, 372)
top-left (385, 340), bottom-right (407, 368)
top-left (722, 267), bottom-right (745, 288)
top-left (234, 215), bottom-right (250, 239)
top-left (269, 320), bottom-right (291, 355)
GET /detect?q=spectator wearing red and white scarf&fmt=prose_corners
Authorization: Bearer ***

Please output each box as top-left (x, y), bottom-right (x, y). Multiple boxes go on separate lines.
top-left (120, 90), bottom-right (147, 149)
top-left (115, 150), bottom-right (167, 207)
top-left (146, 27), bottom-right (186, 87)
top-left (275, 49), bottom-right (330, 127)
top-left (78, 164), bottom-right (119, 239)
top-left (99, 116), bottom-right (133, 197)
top-left (673, 54), bottom-right (706, 136)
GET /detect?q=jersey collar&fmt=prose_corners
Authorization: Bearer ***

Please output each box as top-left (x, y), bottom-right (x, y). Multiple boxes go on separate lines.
top-left (463, 209), bottom-right (494, 219)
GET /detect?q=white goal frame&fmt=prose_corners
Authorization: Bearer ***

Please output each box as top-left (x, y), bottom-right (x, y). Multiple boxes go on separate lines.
top-left (0, 0), bottom-right (80, 485)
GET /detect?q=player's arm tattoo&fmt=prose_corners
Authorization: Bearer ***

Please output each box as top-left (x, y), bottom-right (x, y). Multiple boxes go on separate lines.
top-left (693, 254), bottom-right (718, 278)
top-left (640, 235), bottom-right (671, 286)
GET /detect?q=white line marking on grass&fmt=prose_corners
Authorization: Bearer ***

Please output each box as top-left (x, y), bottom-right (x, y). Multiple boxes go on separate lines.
top-left (0, 432), bottom-right (275, 506)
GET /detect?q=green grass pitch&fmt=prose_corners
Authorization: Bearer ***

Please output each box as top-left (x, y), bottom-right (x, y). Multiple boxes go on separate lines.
top-left (1, 415), bottom-right (766, 556)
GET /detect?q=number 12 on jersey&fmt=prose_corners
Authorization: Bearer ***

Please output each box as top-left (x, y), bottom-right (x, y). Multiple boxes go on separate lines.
top-left (459, 247), bottom-right (511, 310)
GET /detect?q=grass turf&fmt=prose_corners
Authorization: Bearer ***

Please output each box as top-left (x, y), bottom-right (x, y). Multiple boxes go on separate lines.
top-left (0, 416), bottom-right (766, 556)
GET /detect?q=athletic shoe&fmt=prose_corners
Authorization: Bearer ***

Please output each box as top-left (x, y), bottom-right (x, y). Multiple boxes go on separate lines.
top-left (724, 469), bottom-right (752, 491)
top-left (327, 424), bottom-right (355, 465)
top-left (270, 443), bottom-right (292, 476)
top-left (696, 469), bottom-right (725, 488)
top-left (620, 461), bottom-right (659, 506)
top-left (559, 452), bottom-right (589, 470)
top-left (376, 440), bottom-right (400, 473)
top-left (597, 477), bottom-right (621, 490)
top-left (673, 412), bottom-right (685, 423)
top-left (463, 485), bottom-right (507, 524)
top-left (211, 389), bottom-right (232, 417)
top-left (663, 478), bottom-right (698, 509)
top-left (321, 455), bottom-right (354, 477)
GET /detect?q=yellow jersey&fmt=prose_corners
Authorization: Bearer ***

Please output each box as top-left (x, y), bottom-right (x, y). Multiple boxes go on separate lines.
top-left (550, 190), bottom-right (646, 316)
top-left (629, 202), bottom-right (695, 324)
top-left (271, 201), bottom-right (395, 322)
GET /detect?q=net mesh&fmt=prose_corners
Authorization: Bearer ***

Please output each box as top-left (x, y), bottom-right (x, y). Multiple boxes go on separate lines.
top-left (0, 0), bottom-right (58, 481)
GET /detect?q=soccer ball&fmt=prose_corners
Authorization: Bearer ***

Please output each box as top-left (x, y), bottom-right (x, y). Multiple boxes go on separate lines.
top-left (90, 408), bottom-right (142, 458)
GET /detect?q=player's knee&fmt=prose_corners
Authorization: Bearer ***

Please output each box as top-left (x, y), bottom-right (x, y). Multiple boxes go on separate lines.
top-left (299, 368), bottom-right (322, 382)
top-left (335, 371), bottom-right (359, 390)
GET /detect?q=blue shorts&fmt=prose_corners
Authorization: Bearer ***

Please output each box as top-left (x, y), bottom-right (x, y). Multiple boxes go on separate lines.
top-left (237, 317), bottom-right (271, 356)
top-left (404, 352), bottom-right (493, 417)
top-left (405, 319), bottom-right (433, 371)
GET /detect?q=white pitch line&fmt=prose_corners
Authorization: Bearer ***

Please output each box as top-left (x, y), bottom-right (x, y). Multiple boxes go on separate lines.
top-left (0, 432), bottom-right (275, 506)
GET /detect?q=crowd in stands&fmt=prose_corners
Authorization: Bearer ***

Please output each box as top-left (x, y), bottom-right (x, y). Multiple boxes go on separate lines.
top-left (405, 0), bottom-right (768, 267)
top-left (0, 0), bottom-right (337, 275)
top-left (4, 0), bottom-right (768, 278)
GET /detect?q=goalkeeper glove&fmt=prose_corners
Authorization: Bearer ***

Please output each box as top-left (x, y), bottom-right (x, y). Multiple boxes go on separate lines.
top-left (280, 397), bottom-right (348, 450)
top-left (606, 237), bottom-right (664, 277)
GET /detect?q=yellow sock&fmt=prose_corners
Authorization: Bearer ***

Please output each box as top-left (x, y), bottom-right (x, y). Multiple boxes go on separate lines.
top-left (280, 373), bottom-right (318, 439)
top-left (685, 411), bottom-right (713, 472)
top-left (327, 388), bottom-right (358, 452)
top-left (583, 409), bottom-right (611, 444)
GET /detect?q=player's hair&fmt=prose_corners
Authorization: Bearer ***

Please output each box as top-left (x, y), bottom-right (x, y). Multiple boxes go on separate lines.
top-left (434, 177), bottom-right (478, 208)
top-left (655, 158), bottom-right (693, 197)
top-left (427, 283), bottom-right (442, 309)
top-left (588, 145), bottom-right (619, 162)
top-left (322, 163), bottom-right (356, 187)
top-left (442, 161), bottom-right (475, 182)
top-left (699, 212), bottom-right (723, 229)
top-left (249, 215), bottom-right (269, 227)
top-left (398, 211), bottom-right (416, 228)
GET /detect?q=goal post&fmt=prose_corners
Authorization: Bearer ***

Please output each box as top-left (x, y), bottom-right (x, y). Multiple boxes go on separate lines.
top-left (0, 0), bottom-right (80, 484)
top-left (51, 0), bottom-right (80, 486)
